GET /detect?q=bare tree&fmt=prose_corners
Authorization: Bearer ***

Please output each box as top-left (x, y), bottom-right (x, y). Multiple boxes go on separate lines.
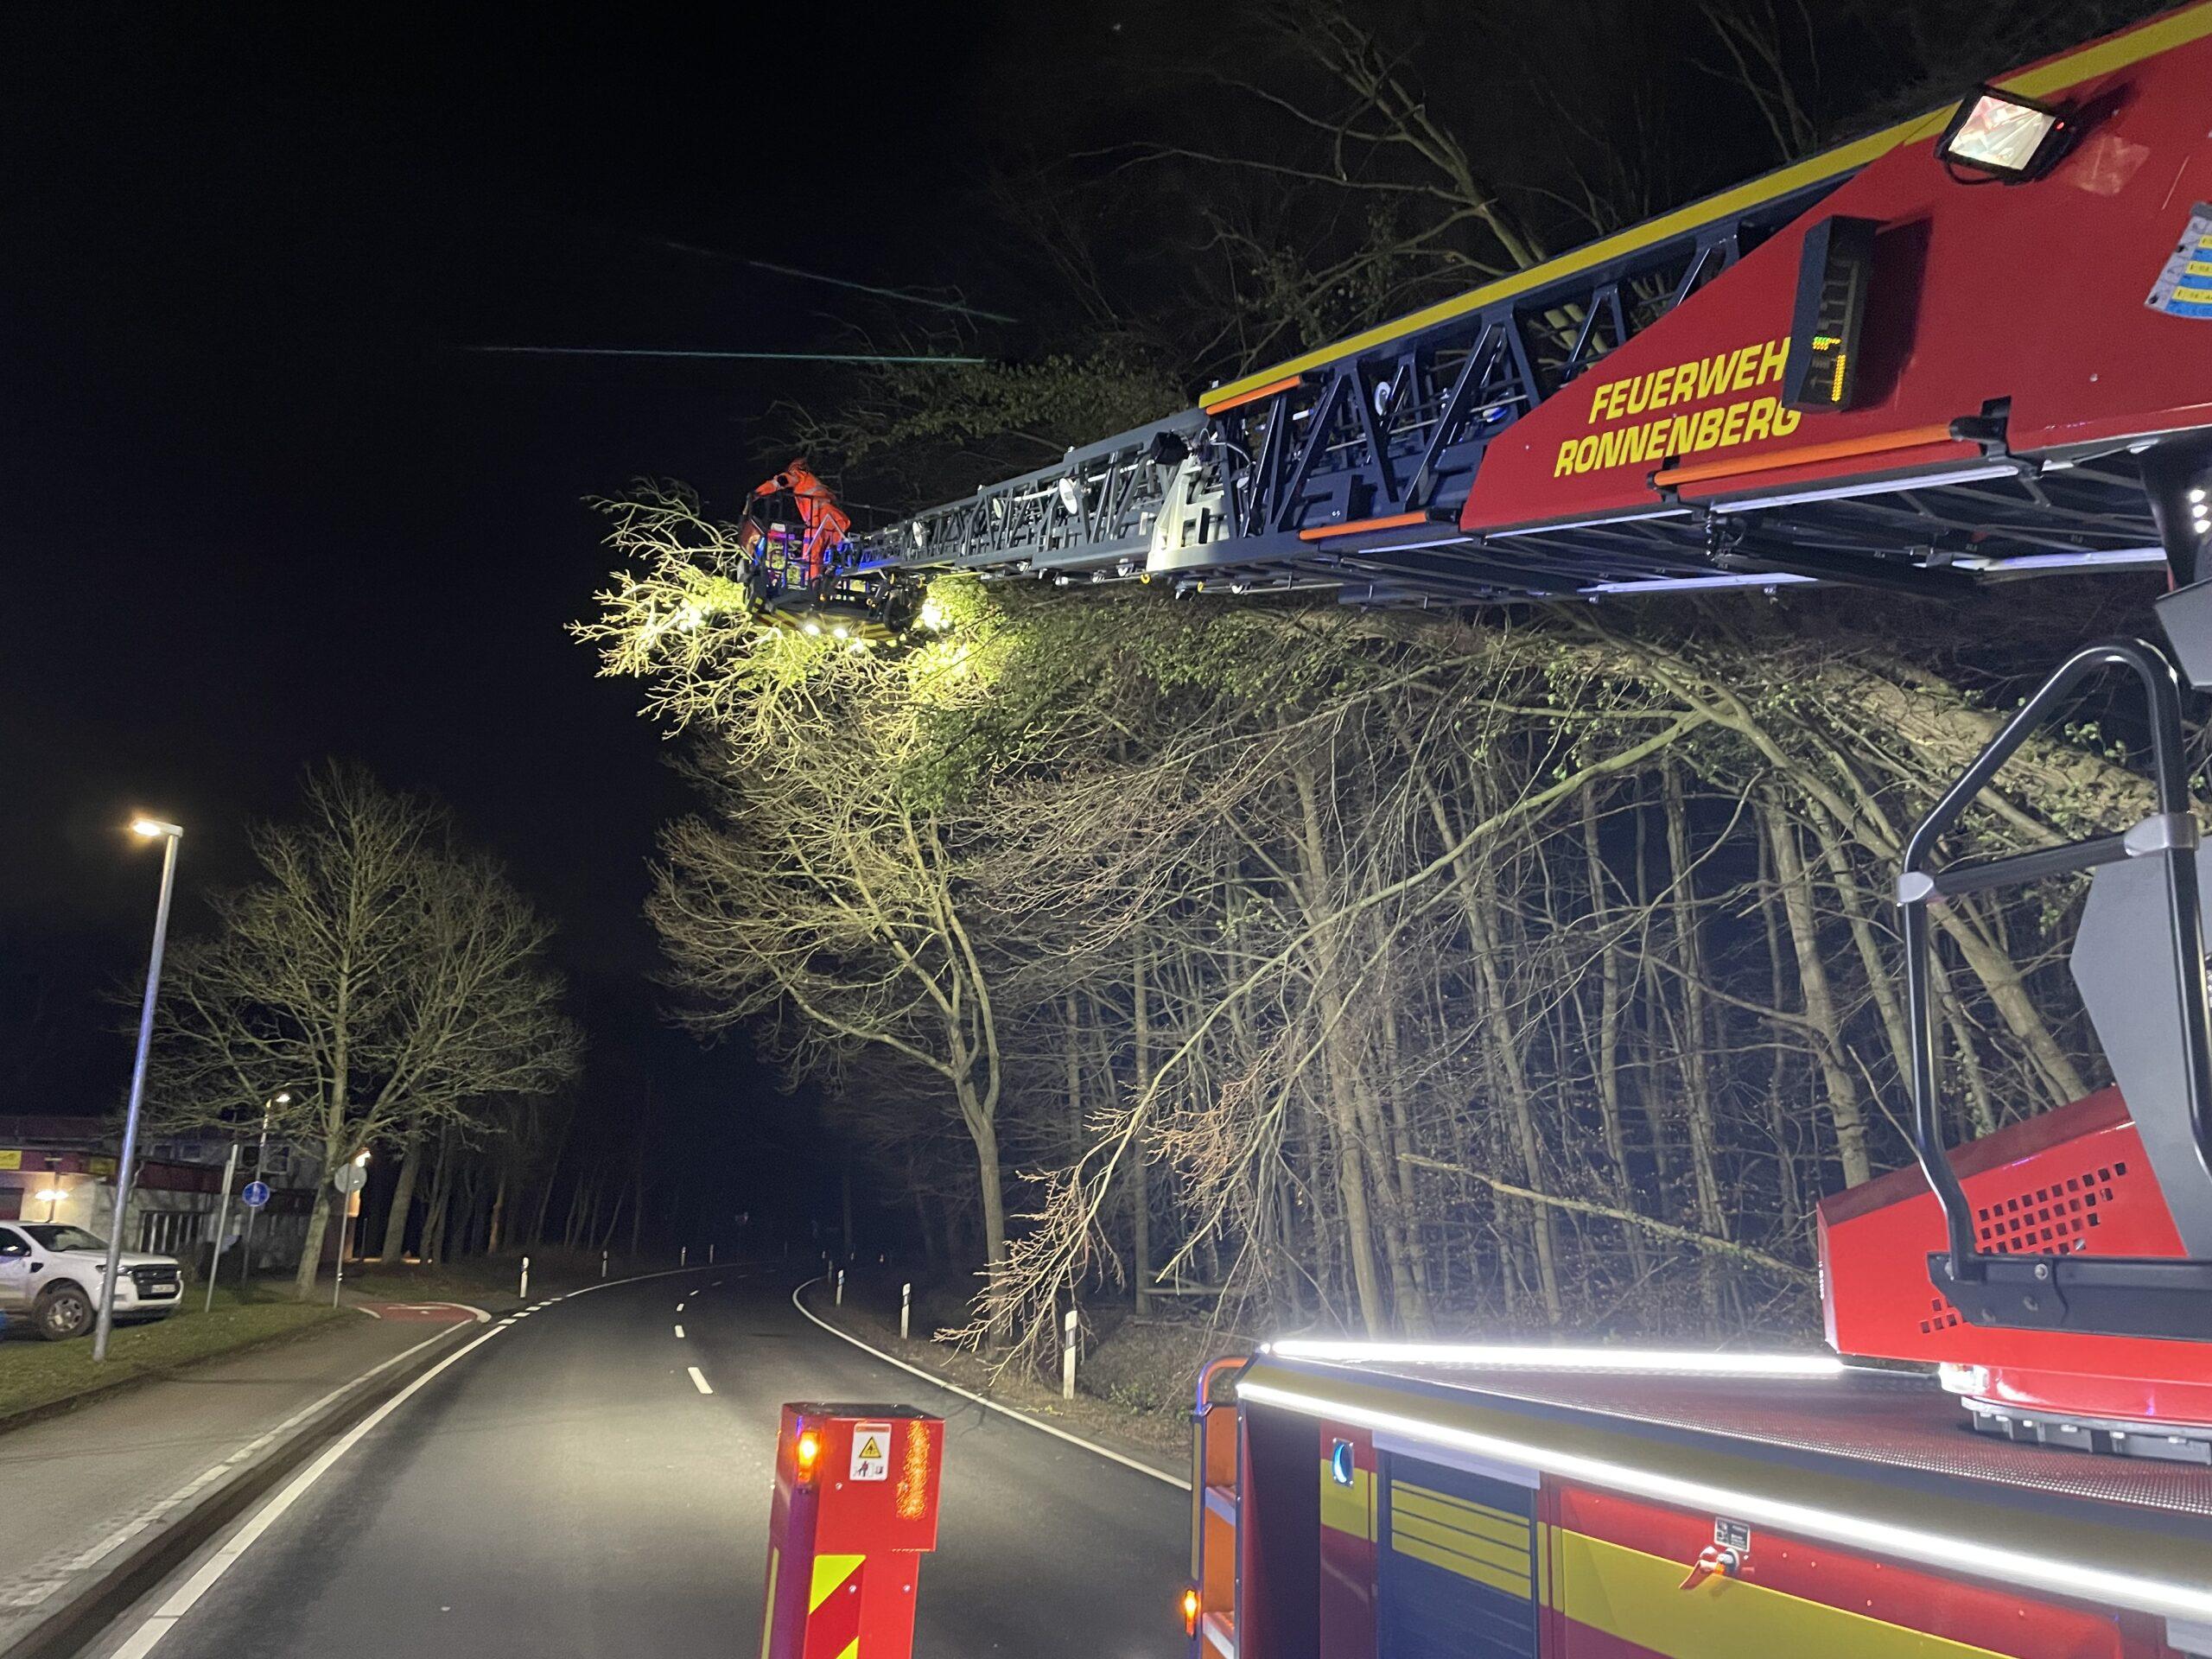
top-left (150, 764), bottom-right (581, 1296)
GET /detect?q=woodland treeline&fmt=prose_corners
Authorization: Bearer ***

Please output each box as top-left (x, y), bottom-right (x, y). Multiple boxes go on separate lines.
top-left (582, 0), bottom-right (2172, 1359)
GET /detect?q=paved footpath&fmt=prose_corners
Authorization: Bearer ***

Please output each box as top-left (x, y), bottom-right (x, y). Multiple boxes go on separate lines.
top-left (0, 1305), bottom-right (479, 1649)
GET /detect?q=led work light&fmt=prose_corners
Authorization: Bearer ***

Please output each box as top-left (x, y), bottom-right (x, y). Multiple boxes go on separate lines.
top-left (1938, 86), bottom-right (2070, 182)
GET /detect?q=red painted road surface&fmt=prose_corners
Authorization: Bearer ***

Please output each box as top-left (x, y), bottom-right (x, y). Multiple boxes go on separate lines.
top-left (364, 1301), bottom-right (485, 1322)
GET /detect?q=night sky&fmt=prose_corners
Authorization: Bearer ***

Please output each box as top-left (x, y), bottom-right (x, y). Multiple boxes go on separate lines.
top-left (0, 5), bottom-right (1163, 1189)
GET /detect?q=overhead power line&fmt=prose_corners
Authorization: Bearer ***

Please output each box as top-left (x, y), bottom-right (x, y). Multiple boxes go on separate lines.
top-left (702, 251), bottom-right (1019, 327)
top-left (463, 346), bottom-right (988, 365)
top-left (546, 215), bottom-right (1020, 325)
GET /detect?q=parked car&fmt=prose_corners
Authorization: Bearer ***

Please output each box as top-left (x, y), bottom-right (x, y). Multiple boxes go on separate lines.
top-left (0, 1223), bottom-right (184, 1340)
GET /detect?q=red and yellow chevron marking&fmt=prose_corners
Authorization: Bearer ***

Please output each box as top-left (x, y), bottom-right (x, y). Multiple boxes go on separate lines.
top-left (805, 1551), bottom-right (865, 1659)
top-left (759, 1547), bottom-right (782, 1659)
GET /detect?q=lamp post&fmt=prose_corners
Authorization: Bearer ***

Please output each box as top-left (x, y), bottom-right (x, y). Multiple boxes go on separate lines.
top-left (34, 1187), bottom-right (65, 1224)
top-left (237, 1089), bottom-right (292, 1294)
top-left (95, 817), bottom-right (182, 1363)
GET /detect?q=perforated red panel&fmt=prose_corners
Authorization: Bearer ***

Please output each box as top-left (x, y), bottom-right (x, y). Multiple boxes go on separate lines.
top-left (1915, 1156), bottom-right (2131, 1335)
top-left (1814, 1088), bottom-right (2212, 1426)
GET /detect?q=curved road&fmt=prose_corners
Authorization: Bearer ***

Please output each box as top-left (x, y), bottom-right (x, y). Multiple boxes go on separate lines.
top-left (92, 1270), bottom-right (1187, 1659)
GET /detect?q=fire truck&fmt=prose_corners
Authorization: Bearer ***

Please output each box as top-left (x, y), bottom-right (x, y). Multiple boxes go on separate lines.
top-left (775, 3), bottom-right (2212, 1650)
top-left (1165, 9), bottom-right (2212, 1655)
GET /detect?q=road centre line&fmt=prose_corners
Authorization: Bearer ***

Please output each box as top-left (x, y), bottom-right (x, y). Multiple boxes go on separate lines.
top-left (566, 1264), bottom-right (709, 1299)
top-left (688, 1366), bottom-right (714, 1395)
top-left (788, 1280), bottom-right (1188, 1491)
top-left (675, 1325), bottom-right (684, 1338)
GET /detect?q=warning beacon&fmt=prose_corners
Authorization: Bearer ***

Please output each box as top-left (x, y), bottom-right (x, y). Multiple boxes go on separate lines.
top-left (760, 1402), bottom-right (945, 1659)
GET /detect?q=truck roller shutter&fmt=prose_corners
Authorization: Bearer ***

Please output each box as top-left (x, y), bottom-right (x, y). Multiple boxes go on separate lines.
top-left (1376, 1453), bottom-right (1538, 1659)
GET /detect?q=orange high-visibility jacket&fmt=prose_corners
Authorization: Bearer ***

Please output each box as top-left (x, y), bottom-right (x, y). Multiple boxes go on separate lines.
top-left (753, 460), bottom-right (852, 579)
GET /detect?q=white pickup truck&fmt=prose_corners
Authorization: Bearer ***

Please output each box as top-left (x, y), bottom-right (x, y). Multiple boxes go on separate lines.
top-left (0, 1222), bottom-right (184, 1340)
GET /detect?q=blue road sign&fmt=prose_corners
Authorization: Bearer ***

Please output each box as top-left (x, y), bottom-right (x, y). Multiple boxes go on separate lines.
top-left (240, 1179), bottom-right (271, 1210)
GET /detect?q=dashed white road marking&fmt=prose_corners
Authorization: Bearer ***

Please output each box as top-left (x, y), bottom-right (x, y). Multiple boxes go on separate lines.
top-left (687, 1366), bottom-right (714, 1395)
top-left (674, 1325), bottom-right (685, 1339)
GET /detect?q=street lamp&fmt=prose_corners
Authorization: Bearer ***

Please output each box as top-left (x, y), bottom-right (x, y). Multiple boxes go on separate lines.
top-left (34, 1187), bottom-right (65, 1223)
top-left (95, 817), bottom-right (182, 1363)
top-left (236, 1089), bottom-right (294, 1294)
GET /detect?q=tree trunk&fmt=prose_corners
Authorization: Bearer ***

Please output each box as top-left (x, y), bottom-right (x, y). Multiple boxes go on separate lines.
top-left (294, 1185), bottom-right (333, 1300)
top-left (1580, 789), bottom-right (1651, 1279)
top-left (1662, 763), bottom-right (1729, 1326)
top-left (1131, 952), bottom-right (1154, 1315)
top-left (488, 1164), bottom-right (510, 1255)
top-left (1760, 796), bottom-right (1872, 1185)
top-left (596, 1184), bottom-right (626, 1252)
top-left (422, 1126), bottom-right (456, 1262)
top-left (378, 1131), bottom-right (423, 1262)
top-left (963, 1093), bottom-right (1008, 1272)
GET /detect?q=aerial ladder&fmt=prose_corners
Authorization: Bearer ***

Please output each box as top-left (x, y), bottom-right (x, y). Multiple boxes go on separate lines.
top-left (753, 3), bottom-right (2212, 1653)
top-left (827, 10), bottom-right (2207, 613)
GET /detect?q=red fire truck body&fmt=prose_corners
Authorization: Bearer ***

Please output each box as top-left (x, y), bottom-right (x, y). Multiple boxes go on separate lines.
top-left (1198, 1348), bottom-right (2206, 1659)
top-left (1184, 5), bottom-right (2212, 1655)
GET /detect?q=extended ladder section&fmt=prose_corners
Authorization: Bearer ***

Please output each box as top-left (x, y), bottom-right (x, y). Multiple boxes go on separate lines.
top-left (850, 3), bottom-right (2212, 607)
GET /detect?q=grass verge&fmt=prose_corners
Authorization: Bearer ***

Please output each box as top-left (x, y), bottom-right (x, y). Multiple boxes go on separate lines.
top-left (0, 1289), bottom-right (342, 1426)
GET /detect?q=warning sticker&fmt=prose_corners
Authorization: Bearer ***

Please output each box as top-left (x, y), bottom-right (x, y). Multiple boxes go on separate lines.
top-left (851, 1421), bottom-right (892, 1481)
top-left (2145, 203), bottom-right (2212, 320)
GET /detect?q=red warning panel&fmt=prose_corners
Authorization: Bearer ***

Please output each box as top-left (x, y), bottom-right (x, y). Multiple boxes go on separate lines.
top-left (1462, 6), bottom-right (2212, 536)
top-left (759, 1404), bottom-right (945, 1659)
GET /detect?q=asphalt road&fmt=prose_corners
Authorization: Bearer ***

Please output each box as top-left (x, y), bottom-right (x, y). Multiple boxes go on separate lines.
top-left (93, 1269), bottom-right (1187, 1659)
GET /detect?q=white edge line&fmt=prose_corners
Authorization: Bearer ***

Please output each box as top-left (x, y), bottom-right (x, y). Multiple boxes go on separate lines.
top-left (376, 1300), bottom-right (492, 1324)
top-left (687, 1365), bottom-right (714, 1395)
top-left (103, 1262), bottom-right (716, 1659)
top-left (106, 1324), bottom-right (501, 1659)
top-left (51, 1323), bottom-right (468, 1586)
top-left (789, 1279), bottom-right (1188, 1491)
